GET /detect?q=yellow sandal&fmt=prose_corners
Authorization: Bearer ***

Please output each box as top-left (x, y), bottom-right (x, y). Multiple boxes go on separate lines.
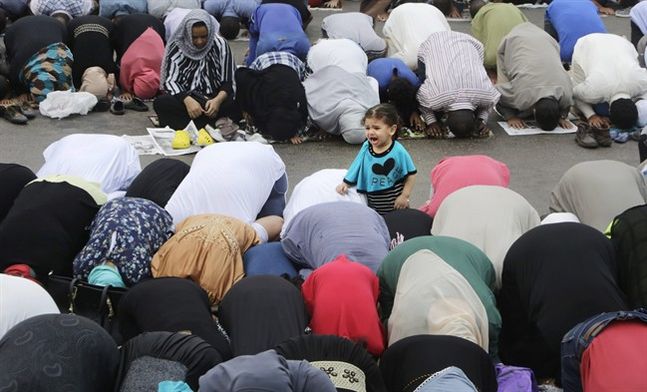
top-left (171, 130), bottom-right (191, 149)
top-left (197, 128), bottom-right (215, 146)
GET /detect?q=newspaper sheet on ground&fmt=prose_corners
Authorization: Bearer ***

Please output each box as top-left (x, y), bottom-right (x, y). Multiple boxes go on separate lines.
top-left (146, 122), bottom-right (202, 156)
top-left (498, 120), bottom-right (577, 136)
top-left (122, 135), bottom-right (160, 155)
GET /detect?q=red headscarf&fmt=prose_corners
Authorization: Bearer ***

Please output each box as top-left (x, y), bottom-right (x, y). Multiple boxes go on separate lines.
top-left (4, 264), bottom-right (41, 286)
top-left (301, 255), bottom-right (385, 356)
top-left (119, 27), bottom-right (164, 99)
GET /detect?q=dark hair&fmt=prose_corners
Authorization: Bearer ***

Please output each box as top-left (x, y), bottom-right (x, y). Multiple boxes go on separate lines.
top-left (52, 11), bottom-right (71, 26)
top-left (219, 16), bottom-right (241, 40)
top-left (431, 0), bottom-right (452, 15)
top-left (0, 9), bottom-right (6, 35)
top-left (534, 97), bottom-right (560, 131)
top-left (387, 76), bottom-right (418, 124)
top-left (610, 98), bottom-right (638, 130)
top-left (363, 103), bottom-right (401, 140)
top-left (446, 109), bottom-right (476, 138)
top-left (469, 0), bottom-right (487, 18)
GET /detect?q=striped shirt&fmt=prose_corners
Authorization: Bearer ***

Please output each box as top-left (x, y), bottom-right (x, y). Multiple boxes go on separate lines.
top-left (250, 51), bottom-right (307, 81)
top-left (162, 35), bottom-right (235, 97)
top-left (416, 31), bottom-right (500, 124)
top-left (367, 182), bottom-right (405, 215)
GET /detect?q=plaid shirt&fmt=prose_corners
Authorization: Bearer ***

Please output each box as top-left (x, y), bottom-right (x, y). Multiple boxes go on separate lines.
top-left (250, 51), bottom-right (308, 81)
top-left (31, 0), bottom-right (94, 17)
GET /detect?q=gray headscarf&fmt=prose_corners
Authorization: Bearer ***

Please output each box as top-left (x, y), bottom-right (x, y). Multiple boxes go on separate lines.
top-left (171, 9), bottom-right (217, 60)
top-left (414, 367), bottom-right (478, 392)
top-left (199, 349), bottom-right (337, 392)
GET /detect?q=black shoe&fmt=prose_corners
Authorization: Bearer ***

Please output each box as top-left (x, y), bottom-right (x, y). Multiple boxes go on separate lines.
top-left (18, 101), bottom-right (37, 119)
top-left (124, 97), bottom-right (149, 112)
top-left (93, 98), bottom-right (111, 112)
top-left (575, 123), bottom-right (598, 148)
top-left (110, 99), bottom-right (125, 115)
top-left (0, 105), bottom-right (28, 124)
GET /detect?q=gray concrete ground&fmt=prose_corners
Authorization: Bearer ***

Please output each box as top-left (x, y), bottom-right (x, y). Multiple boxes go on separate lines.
top-left (0, 6), bottom-right (637, 215)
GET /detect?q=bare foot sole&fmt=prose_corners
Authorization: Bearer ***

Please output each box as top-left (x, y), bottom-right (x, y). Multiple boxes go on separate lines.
top-left (322, 0), bottom-right (341, 8)
top-left (290, 135), bottom-right (304, 145)
top-left (376, 12), bottom-right (389, 21)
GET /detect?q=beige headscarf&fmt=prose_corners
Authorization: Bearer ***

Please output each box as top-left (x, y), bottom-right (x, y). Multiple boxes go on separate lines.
top-left (151, 214), bottom-right (260, 304)
top-left (387, 249), bottom-right (489, 351)
top-left (79, 67), bottom-right (114, 99)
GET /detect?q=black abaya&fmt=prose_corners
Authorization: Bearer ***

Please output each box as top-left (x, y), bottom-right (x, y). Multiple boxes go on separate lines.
top-left (0, 163), bottom-right (35, 224)
top-left (125, 158), bottom-right (190, 208)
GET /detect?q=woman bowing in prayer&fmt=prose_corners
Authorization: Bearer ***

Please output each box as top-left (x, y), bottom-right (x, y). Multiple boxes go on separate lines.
top-left (154, 9), bottom-right (239, 131)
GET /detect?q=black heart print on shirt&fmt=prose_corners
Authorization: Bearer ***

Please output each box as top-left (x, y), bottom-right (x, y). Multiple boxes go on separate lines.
top-left (372, 158), bottom-right (395, 176)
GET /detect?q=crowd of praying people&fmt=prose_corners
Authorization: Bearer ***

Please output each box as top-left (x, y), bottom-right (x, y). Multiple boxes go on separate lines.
top-left (3, 0), bottom-right (647, 391)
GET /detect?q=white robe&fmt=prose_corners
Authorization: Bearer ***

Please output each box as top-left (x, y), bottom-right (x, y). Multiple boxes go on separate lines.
top-left (165, 142), bottom-right (286, 226)
top-left (307, 38), bottom-right (369, 75)
top-left (0, 275), bottom-right (59, 339)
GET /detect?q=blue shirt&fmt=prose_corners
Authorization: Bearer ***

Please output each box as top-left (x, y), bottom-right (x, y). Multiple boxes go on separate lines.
top-left (247, 3), bottom-right (307, 65)
top-left (367, 58), bottom-right (420, 97)
top-left (344, 140), bottom-right (417, 193)
top-left (546, 0), bottom-right (607, 63)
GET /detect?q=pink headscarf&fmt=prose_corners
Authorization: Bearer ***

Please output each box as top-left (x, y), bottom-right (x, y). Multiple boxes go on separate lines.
top-left (119, 27), bottom-right (164, 99)
top-left (419, 155), bottom-right (510, 217)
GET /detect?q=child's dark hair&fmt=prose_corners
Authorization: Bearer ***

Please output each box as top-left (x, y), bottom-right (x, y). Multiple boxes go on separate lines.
top-left (363, 103), bottom-right (401, 139)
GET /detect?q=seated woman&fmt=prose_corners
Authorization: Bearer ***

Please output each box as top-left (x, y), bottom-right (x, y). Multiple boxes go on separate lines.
top-left (200, 349), bottom-right (336, 391)
top-left (321, 13), bottom-right (387, 61)
top-left (4, 15), bottom-right (71, 103)
top-left (151, 214), bottom-right (262, 304)
top-left (0, 163), bottom-right (35, 223)
top-left (281, 201), bottom-right (390, 273)
top-left (382, 3), bottom-right (450, 69)
top-left (282, 169), bottom-right (366, 237)
top-left (380, 335), bottom-right (497, 392)
top-left (0, 314), bottom-right (119, 392)
top-left (301, 255), bottom-right (385, 356)
top-left (217, 276), bottom-right (308, 356)
top-left (245, 3), bottom-right (310, 66)
top-left (235, 64), bottom-right (307, 143)
top-left (118, 277), bottom-right (232, 359)
top-left (68, 16), bottom-right (117, 101)
top-left (275, 334), bottom-right (387, 392)
top-left (0, 274), bottom-right (59, 338)
top-left (382, 208), bottom-right (433, 249)
top-left (420, 155), bottom-right (510, 217)
top-left (304, 65), bottom-right (380, 144)
top-left (112, 13), bottom-right (165, 102)
top-left (431, 185), bottom-right (540, 288)
top-left (73, 197), bottom-right (174, 287)
top-left (125, 158), bottom-right (190, 208)
top-left (499, 222), bottom-right (627, 382)
top-left (116, 331), bottom-right (224, 392)
top-left (165, 142), bottom-right (286, 239)
top-left (155, 9), bottom-right (239, 130)
top-left (379, 236), bottom-right (501, 358)
top-left (549, 160), bottom-right (647, 232)
top-left (37, 134), bottom-right (141, 197)
top-left (386, 249), bottom-right (489, 352)
top-left (0, 176), bottom-right (104, 281)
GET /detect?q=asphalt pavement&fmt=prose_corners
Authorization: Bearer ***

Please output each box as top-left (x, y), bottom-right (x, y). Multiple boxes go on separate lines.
top-left (0, 5), bottom-right (638, 214)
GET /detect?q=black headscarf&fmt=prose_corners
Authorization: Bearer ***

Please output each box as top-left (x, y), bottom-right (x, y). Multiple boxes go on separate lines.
top-left (0, 314), bottom-right (119, 392)
top-left (67, 15), bottom-right (116, 89)
top-left (383, 208), bottom-right (433, 249)
top-left (118, 277), bottom-right (232, 360)
top-left (116, 331), bottom-right (223, 391)
top-left (0, 163), bottom-right (35, 224)
top-left (379, 335), bottom-right (497, 392)
top-left (0, 180), bottom-right (100, 280)
top-left (111, 13), bottom-right (165, 62)
top-left (235, 64), bottom-right (308, 141)
top-left (275, 334), bottom-right (387, 392)
top-left (125, 158), bottom-right (190, 208)
top-left (218, 275), bottom-right (308, 356)
top-left (499, 222), bottom-right (628, 381)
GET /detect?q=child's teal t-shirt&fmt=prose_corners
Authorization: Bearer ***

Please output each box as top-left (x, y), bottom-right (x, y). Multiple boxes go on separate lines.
top-left (343, 140), bottom-right (417, 193)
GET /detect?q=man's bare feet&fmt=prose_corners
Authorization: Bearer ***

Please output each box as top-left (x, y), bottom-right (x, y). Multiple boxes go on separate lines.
top-left (290, 135), bottom-right (304, 145)
top-left (376, 12), bottom-right (389, 22)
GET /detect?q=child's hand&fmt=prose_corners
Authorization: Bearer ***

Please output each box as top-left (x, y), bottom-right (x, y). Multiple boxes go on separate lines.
top-left (394, 194), bottom-right (410, 209)
top-left (336, 183), bottom-right (349, 195)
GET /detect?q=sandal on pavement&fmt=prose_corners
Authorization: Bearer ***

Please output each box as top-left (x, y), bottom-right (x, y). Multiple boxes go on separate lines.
top-left (172, 130), bottom-right (191, 149)
top-left (18, 101), bottom-right (37, 119)
top-left (0, 105), bottom-right (28, 124)
top-left (124, 97), bottom-right (149, 112)
top-left (110, 99), bottom-right (125, 115)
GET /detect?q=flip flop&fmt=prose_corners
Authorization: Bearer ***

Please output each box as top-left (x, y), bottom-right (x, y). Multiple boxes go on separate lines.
top-left (124, 97), bottom-right (149, 112)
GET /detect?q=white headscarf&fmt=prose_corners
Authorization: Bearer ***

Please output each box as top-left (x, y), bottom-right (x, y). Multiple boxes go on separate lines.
top-left (431, 185), bottom-right (540, 288)
top-left (0, 274), bottom-right (59, 339)
top-left (387, 249), bottom-right (489, 351)
top-left (631, 1), bottom-right (647, 35)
